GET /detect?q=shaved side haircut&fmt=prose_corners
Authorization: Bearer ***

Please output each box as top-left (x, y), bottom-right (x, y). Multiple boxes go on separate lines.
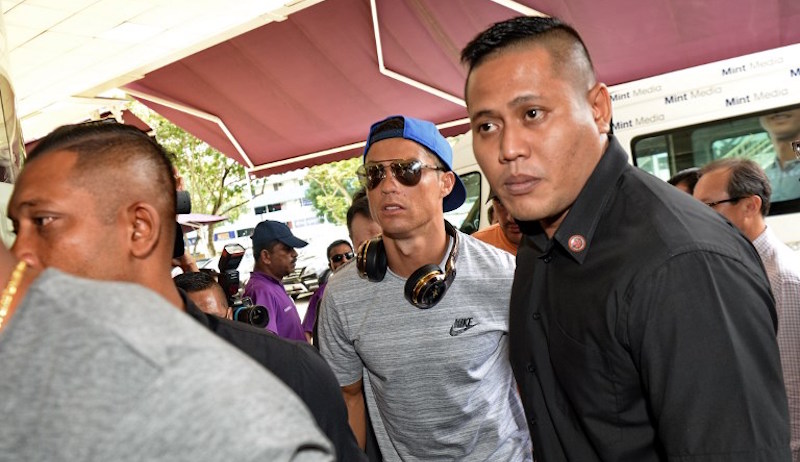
top-left (461, 16), bottom-right (596, 97)
top-left (26, 122), bottom-right (177, 226)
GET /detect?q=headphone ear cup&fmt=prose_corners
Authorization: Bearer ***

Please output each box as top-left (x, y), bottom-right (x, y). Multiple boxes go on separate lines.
top-left (404, 264), bottom-right (446, 309)
top-left (357, 237), bottom-right (387, 282)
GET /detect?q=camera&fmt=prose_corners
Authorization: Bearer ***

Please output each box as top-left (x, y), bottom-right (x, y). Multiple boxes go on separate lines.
top-left (232, 297), bottom-right (269, 329)
top-left (218, 243), bottom-right (269, 328)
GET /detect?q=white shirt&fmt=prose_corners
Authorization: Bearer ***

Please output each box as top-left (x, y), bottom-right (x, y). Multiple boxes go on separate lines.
top-left (753, 226), bottom-right (800, 458)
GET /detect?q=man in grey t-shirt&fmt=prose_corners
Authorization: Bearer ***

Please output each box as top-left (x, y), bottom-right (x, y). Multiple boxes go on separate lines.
top-left (318, 115), bottom-right (531, 461)
top-left (0, 262), bottom-right (333, 460)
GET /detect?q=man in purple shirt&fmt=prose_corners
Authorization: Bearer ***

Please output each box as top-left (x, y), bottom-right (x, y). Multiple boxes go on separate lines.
top-left (302, 239), bottom-right (354, 345)
top-left (244, 220), bottom-right (308, 342)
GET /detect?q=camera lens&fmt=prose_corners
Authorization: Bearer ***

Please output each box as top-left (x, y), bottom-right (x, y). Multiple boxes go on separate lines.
top-left (233, 305), bottom-right (269, 328)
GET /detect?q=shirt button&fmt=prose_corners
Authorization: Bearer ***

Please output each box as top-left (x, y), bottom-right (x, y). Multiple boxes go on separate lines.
top-left (529, 417), bottom-right (537, 426)
top-left (527, 363), bottom-right (536, 373)
top-left (542, 255), bottom-right (553, 263)
top-left (532, 312), bottom-right (541, 320)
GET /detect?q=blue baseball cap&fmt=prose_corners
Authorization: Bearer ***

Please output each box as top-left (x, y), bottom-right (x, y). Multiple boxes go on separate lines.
top-left (363, 115), bottom-right (466, 212)
top-left (251, 220), bottom-right (308, 249)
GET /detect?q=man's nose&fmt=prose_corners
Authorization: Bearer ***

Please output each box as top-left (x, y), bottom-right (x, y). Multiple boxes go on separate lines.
top-left (10, 237), bottom-right (42, 269)
top-left (499, 123), bottom-right (529, 163)
top-left (379, 166), bottom-right (401, 193)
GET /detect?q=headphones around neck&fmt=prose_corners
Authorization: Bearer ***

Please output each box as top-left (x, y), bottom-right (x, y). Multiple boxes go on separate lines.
top-left (356, 221), bottom-right (459, 309)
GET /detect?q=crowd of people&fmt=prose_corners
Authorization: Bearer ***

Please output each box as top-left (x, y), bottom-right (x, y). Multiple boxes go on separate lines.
top-left (1, 14), bottom-right (799, 462)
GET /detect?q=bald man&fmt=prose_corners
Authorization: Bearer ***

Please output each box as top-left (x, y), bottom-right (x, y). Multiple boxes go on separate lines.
top-left (7, 122), bottom-right (363, 461)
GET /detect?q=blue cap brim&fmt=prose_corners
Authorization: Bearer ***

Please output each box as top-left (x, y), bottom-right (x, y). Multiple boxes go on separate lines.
top-left (279, 235), bottom-right (308, 248)
top-left (444, 175), bottom-right (467, 212)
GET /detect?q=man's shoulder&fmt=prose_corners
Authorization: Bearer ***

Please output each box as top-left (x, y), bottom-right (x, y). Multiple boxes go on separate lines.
top-left (31, 270), bottom-right (221, 355)
top-left (762, 232), bottom-right (800, 278)
top-left (616, 166), bottom-right (754, 257)
top-left (459, 231), bottom-right (516, 271)
top-left (471, 223), bottom-right (500, 240)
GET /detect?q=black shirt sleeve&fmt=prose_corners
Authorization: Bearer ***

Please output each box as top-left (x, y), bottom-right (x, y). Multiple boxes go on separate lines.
top-left (627, 250), bottom-right (789, 461)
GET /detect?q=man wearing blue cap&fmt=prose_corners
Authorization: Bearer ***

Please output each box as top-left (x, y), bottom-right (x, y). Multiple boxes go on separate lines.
top-left (318, 115), bottom-right (532, 460)
top-left (245, 220), bottom-right (309, 342)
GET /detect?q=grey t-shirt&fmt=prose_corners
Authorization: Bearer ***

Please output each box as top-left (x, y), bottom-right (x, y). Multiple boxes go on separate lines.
top-left (319, 233), bottom-right (532, 461)
top-left (0, 269), bottom-right (333, 462)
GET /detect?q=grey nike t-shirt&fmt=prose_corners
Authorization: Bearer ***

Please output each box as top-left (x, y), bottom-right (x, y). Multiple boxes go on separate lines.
top-left (319, 233), bottom-right (532, 461)
top-left (0, 269), bottom-right (333, 462)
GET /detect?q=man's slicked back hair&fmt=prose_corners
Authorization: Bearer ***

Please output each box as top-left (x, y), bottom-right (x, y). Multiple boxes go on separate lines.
top-left (461, 16), bottom-right (595, 90)
top-left (699, 158), bottom-right (772, 216)
top-left (27, 122), bottom-right (177, 222)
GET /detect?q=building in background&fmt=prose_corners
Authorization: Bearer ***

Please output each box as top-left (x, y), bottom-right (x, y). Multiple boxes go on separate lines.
top-left (190, 168), bottom-right (349, 283)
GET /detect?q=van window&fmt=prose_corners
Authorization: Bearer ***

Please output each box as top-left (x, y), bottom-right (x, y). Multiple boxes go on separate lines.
top-left (632, 104), bottom-right (800, 214)
top-left (445, 171), bottom-right (482, 234)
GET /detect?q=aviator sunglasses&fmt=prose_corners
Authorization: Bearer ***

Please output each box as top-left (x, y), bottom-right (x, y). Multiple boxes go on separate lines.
top-left (330, 251), bottom-right (354, 264)
top-left (356, 159), bottom-right (444, 190)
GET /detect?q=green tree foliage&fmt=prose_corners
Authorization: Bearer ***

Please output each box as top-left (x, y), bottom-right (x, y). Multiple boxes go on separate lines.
top-left (131, 103), bottom-right (249, 256)
top-left (305, 157), bottom-right (361, 225)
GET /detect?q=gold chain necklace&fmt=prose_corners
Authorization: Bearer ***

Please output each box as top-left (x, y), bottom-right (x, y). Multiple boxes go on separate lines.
top-left (0, 261), bottom-right (28, 330)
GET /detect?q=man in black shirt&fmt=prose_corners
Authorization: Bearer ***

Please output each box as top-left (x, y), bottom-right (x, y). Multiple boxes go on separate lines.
top-left (8, 122), bottom-right (365, 462)
top-left (461, 16), bottom-right (790, 461)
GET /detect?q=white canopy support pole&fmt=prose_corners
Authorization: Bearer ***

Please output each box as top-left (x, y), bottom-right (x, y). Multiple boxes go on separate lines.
top-left (369, 0), bottom-right (546, 108)
top-left (125, 88), bottom-right (255, 169)
top-left (370, 0), bottom-right (465, 107)
top-left (487, 0), bottom-right (546, 17)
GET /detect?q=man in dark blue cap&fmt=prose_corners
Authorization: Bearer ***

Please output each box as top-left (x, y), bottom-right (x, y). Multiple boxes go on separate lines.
top-left (245, 220), bottom-right (309, 342)
top-left (318, 115), bottom-right (531, 460)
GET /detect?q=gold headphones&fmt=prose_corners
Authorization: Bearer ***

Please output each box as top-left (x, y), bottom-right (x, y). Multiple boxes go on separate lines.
top-left (356, 221), bottom-right (459, 309)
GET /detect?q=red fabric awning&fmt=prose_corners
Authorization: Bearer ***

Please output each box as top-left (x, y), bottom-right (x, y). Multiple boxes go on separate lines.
top-left (125, 0), bottom-right (800, 176)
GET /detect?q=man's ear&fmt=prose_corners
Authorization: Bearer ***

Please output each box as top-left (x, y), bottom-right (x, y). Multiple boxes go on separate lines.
top-left (256, 248), bottom-right (270, 266)
top-left (588, 82), bottom-right (612, 135)
top-left (127, 203), bottom-right (161, 259)
top-left (440, 170), bottom-right (455, 199)
top-left (745, 194), bottom-right (762, 217)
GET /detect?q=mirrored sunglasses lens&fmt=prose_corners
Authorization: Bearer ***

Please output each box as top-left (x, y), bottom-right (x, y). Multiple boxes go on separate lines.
top-left (392, 161), bottom-right (422, 186)
top-left (358, 164), bottom-right (385, 190)
top-left (366, 164), bottom-right (385, 190)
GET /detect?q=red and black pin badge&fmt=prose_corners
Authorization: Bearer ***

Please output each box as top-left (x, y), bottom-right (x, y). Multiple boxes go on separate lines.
top-left (568, 235), bottom-right (586, 253)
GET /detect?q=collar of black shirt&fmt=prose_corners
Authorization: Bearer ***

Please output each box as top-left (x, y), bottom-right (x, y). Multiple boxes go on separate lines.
top-left (517, 135), bottom-right (629, 264)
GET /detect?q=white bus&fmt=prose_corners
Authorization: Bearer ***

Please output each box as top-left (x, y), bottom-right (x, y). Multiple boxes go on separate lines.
top-left (450, 43), bottom-right (800, 248)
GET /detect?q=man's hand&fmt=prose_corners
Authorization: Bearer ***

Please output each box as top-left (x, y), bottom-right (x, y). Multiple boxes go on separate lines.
top-left (172, 251), bottom-right (199, 273)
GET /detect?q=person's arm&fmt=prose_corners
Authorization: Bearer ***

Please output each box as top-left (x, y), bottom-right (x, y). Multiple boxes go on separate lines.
top-left (317, 283), bottom-right (367, 450)
top-left (171, 250), bottom-right (199, 273)
top-left (630, 251), bottom-right (789, 461)
top-left (341, 379), bottom-right (367, 450)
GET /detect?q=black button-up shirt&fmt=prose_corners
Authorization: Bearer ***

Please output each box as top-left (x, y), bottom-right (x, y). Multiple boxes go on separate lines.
top-left (179, 290), bottom-right (366, 462)
top-left (510, 137), bottom-right (790, 461)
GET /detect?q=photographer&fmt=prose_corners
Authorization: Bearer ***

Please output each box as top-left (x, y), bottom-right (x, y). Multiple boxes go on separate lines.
top-left (173, 271), bottom-right (232, 320)
top-left (8, 122), bottom-right (364, 462)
